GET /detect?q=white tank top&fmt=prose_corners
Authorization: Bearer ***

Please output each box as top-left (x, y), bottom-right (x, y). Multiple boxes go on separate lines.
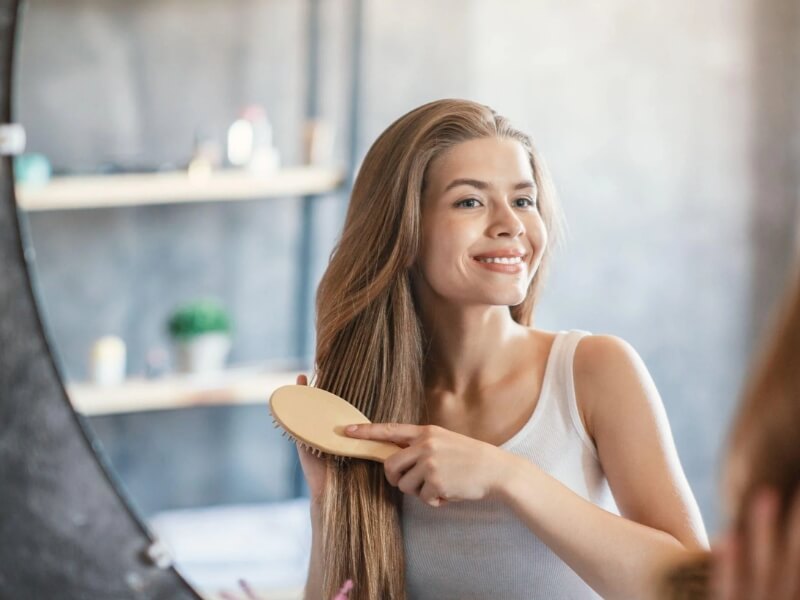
top-left (402, 329), bottom-right (618, 599)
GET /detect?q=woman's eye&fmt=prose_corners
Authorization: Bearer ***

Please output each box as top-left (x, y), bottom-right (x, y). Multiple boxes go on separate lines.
top-left (454, 197), bottom-right (537, 209)
top-left (455, 198), bottom-right (482, 208)
top-left (515, 197), bottom-right (537, 208)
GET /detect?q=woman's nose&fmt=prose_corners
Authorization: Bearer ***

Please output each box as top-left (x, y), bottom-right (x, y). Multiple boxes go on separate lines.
top-left (487, 203), bottom-right (525, 238)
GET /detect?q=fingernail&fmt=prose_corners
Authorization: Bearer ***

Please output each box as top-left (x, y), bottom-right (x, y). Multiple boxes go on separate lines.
top-left (345, 425), bottom-right (358, 433)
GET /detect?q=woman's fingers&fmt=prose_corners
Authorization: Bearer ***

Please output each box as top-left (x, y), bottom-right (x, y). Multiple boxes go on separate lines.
top-left (712, 532), bottom-right (739, 600)
top-left (396, 463), bottom-right (427, 497)
top-left (344, 422), bottom-right (425, 447)
top-left (384, 446), bottom-right (423, 486)
top-left (419, 480), bottom-right (446, 507)
top-left (296, 373), bottom-right (308, 386)
top-left (747, 488), bottom-right (779, 599)
top-left (390, 451), bottom-right (447, 506)
top-left (714, 486), bottom-right (800, 600)
top-left (777, 488), bottom-right (800, 598)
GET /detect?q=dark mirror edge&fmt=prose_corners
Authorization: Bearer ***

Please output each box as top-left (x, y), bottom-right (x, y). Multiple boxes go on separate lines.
top-left (0, 0), bottom-right (203, 597)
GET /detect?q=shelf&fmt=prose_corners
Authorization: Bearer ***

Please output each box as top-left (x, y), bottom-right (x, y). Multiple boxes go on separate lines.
top-left (15, 165), bottom-right (345, 212)
top-left (67, 366), bottom-right (301, 416)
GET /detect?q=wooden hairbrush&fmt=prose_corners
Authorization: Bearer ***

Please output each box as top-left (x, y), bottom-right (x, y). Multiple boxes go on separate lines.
top-left (269, 384), bottom-right (402, 462)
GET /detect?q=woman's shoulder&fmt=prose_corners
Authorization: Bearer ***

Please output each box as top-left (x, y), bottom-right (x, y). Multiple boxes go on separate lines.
top-left (571, 333), bottom-right (654, 437)
top-left (572, 332), bottom-right (642, 376)
top-left (522, 328), bottom-right (645, 377)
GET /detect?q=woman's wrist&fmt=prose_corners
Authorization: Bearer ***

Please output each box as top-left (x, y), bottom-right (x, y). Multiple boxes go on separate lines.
top-left (492, 451), bottom-right (542, 507)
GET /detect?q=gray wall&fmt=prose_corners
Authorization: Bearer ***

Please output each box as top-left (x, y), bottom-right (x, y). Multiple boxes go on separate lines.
top-left (14, 0), bottom-right (800, 532)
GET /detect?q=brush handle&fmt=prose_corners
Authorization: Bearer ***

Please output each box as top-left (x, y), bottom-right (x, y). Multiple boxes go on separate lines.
top-left (369, 440), bottom-right (403, 463)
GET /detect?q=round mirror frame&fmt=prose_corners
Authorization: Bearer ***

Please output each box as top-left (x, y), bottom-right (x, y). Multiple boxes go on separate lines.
top-left (0, 0), bottom-right (203, 596)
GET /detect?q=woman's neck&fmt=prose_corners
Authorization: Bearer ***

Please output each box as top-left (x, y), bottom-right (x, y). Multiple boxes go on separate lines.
top-left (420, 302), bottom-right (531, 398)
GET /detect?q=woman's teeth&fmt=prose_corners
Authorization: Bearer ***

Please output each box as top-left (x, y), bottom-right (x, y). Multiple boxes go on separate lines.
top-left (476, 256), bottom-right (523, 264)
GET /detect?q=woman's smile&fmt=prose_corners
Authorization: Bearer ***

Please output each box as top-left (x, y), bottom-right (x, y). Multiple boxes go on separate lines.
top-left (472, 255), bottom-right (527, 274)
top-left (471, 245), bottom-right (529, 274)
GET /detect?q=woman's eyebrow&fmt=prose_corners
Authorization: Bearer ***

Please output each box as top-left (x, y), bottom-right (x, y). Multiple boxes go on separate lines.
top-left (443, 178), bottom-right (536, 192)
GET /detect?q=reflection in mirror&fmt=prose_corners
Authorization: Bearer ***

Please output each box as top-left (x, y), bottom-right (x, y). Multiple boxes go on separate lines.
top-left (13, 0), bottom-right (359, 597)
top-left (11, 0), bottom-right (800, 598)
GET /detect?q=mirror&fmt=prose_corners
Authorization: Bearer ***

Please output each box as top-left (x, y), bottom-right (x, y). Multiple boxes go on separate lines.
top-left (0, 0), bottom-right (198, 597)
top-left (11, 0), bottom-right (361, 597)
top-left (5, 0), bottom-right (799, 597)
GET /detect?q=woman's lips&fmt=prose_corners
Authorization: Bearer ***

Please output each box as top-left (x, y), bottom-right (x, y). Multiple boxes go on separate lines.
top-left (472, 257), bottom-right (526, 274)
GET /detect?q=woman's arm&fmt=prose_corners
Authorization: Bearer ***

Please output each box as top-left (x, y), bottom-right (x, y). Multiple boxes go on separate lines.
top-left (294, 373), bottom-right (328, 600)
top-left (345, 334), bottom-right (707, 599)
top-left (576, 335), bottom-right (708, 550)
top-left (500, 454), bottom-right (699, 599)
top-left (498, 334), bottom-right (708, 600)
top-left (304, 503), bottom-right (324, 600)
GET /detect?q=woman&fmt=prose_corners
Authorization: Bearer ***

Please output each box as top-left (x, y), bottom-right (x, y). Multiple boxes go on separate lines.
top-left (662, 269), bottom-right (800, 600)
top-left (299, 99), bottom-right (707, 599)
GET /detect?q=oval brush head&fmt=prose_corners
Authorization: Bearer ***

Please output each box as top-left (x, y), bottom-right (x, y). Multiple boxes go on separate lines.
top-left (269, 384), bottom-right (402, 463)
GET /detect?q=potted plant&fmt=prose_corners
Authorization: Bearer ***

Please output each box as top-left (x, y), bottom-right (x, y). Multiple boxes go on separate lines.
top-left (167, 299), bottom-right (232, 374)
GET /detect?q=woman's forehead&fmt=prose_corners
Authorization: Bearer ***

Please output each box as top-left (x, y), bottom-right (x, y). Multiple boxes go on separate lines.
top-left (426, 138), bottom-right (533, 193)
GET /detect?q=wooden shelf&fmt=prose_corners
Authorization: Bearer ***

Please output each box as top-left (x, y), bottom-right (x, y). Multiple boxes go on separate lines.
top-left (15, 165), bottom-right (345, 212)
top-left (67, 366), bottom-right (301, 416)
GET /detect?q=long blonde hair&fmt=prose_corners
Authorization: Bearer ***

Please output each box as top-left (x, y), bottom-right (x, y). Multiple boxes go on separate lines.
top-left (311, 98), bottom-right (564, 599)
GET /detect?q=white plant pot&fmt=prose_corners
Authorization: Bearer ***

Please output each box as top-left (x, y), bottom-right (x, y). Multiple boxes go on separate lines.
top-left (174, 332), bottom-right (231, 374)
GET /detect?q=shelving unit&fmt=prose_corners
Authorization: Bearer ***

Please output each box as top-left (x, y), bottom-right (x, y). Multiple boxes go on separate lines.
top-left (21, 163), bottom-right (346, 418)
top-left (15, 166), bottom-right (345, 211)
top-left (67, 367), bottom-right (298, 416)
top-left (18, 0), bottom-right (363, 503)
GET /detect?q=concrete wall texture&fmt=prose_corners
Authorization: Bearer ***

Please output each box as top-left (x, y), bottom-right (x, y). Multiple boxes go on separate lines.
top-left (13, 0), bottom-right (799, 533)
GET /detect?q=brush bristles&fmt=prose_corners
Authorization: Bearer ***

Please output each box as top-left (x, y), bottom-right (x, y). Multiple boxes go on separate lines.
top-left (270, 415), bottom-right (329, 458)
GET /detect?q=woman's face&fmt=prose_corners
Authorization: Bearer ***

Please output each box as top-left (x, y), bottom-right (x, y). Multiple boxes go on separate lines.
top-left (414, 136), bottom-right (547, 308)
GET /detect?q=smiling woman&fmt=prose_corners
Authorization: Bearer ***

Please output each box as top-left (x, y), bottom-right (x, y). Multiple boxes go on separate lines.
top-left (4, 0), bottom-right (798, 597)
top-left (298, 98), bottom-right (708, 600)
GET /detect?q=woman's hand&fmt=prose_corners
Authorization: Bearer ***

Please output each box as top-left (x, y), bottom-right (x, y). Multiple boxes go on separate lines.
top-left (344, 422), bottom-right (516, 507)
top-left (293, 374), bottom-right (328, 507)
top-left (711, 487), bottom-right (800, 599)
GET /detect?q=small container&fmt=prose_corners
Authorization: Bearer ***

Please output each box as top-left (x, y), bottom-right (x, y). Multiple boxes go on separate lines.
top-left (303, 118), bottom-right (334, 165)
top-left (14, 152), bottom-right (51, 186)
top-left (226, 104), bottom-right (280, 174)
top-left (167, 299), bottom-right (233, 374)
top-left (173, 332), bottom-right (231, 374)
top-left (90, 336), bottom-right (127, 385)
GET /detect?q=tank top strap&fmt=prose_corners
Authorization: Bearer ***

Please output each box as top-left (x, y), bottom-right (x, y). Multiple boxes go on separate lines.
top-left (554, 329), bottom-right (598, 459)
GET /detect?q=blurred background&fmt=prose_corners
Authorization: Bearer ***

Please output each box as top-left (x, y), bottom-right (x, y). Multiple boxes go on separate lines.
top-left (11, 0), bottom-right (800, 598)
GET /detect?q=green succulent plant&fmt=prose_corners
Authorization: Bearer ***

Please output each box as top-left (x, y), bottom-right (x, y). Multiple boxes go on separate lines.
top-left (167, 299), bottom-right (232, 341)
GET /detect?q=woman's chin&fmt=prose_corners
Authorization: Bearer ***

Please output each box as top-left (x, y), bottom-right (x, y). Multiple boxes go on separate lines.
top-left (483, 292), bottom-right (528, 307)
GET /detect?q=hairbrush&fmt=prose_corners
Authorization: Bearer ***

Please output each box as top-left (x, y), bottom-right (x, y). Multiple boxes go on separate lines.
top-left (269, 384), bottom-right (402, 462)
